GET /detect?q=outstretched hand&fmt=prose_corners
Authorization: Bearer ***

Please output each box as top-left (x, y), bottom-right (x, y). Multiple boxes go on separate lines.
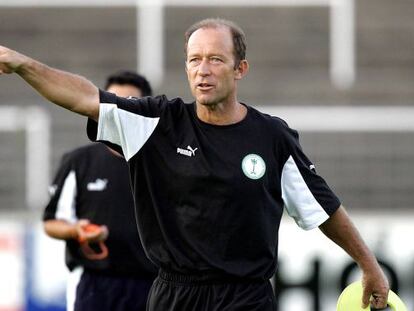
top-left (0, 45), bottom-right (27, 74)
top-left (1, 45), bottom-right (100, 120)
top-left (361, 266), bottom-right (389, 309)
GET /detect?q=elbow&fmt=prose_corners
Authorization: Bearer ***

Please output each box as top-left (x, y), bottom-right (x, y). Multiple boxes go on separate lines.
top-left (60, 88), bottom-right (100, 120)
top-left (43, 220), bottom-right (53, 237)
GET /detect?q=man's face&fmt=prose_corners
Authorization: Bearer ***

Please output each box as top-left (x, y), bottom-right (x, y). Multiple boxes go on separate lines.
top-left (186, 27), bottom-right (241, 107)
top-left (106, 84), bottom-right (142, 98)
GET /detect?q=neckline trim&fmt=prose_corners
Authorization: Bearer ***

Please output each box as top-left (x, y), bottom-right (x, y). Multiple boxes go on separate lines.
top-left (191, 102), bottom-right (251, 129)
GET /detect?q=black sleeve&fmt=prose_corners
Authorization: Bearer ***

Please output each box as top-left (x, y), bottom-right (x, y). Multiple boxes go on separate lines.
top-left (280, 123), bottom-right (341, 230)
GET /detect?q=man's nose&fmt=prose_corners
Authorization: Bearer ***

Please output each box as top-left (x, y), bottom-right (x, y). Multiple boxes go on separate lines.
top-left (198, 59), bottom-right (211, 76)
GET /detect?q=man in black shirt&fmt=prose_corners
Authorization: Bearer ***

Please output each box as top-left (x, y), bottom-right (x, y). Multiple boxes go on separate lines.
top-left (0, 18), bottom-right (389, 310)
top-left (43, 71), bottom-right (157, 311)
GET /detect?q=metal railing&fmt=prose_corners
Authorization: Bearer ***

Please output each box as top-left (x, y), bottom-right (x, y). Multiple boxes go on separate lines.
top-left (0, 106), bottom-right (51, 209)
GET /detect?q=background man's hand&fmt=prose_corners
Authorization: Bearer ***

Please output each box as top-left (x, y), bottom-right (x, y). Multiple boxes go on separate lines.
top-left (76, 219), bottom-right (109, 244)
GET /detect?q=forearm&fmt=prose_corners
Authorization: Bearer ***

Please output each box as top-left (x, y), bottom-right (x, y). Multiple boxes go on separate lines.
top-left (319, 206), bottom-right (378, 271)
top-left (44, 219), bottom-right (108, 243)
top-left (319, 205), bottom-right (389, 308)
top-left (43, 219), bottom-right (78, 241)
top-left (16, 58), bottom-right (99, 120)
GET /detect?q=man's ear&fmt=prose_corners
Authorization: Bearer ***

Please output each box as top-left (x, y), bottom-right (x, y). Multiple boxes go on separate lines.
top-left (234, 60), bottom-right (249, 80)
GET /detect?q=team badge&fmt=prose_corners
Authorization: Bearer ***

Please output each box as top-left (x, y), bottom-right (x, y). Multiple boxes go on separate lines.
top-left (241, 154), bottom-right (266, 180)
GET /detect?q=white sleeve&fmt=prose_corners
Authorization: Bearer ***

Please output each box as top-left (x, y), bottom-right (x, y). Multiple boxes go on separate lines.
top-left (55, 170), bottom-right (78, 224)
top-left (97, 103), bottom-right (160, 161)
top-left (281, 155), bottom-right (330, 230)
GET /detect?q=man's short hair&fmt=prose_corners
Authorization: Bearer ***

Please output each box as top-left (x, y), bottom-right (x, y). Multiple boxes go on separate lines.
top-left (184, 18), bottom-right (247, 68)
top-left (105, 71), bottom-right (153, 96)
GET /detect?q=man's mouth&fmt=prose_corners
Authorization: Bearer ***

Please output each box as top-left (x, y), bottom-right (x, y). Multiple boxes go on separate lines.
top-left (197, 83), bottom-right (214, 91)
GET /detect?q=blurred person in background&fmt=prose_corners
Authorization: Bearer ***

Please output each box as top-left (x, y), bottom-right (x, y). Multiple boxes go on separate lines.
top-left (42, 71), bottom-right (157, 311)
top-left (0, 18), bottom-right (389, 310)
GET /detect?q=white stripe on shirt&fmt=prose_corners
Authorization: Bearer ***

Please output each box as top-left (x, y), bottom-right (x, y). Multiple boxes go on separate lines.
top-left (55, 170), bottom-right (77, 223)
top-left (281, 155), bottom-right (329, 230)
top-left (97, 103), bottom-right (160, 161)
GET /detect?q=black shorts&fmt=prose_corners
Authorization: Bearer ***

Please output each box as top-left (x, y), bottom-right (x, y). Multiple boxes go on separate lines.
top-left (146, 270), bottom-right (276, 311)
top-left (74, 269), bottom-right (154, 311)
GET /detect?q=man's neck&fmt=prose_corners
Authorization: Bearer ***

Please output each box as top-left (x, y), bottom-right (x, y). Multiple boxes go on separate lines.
top-left (195, 100), bottom-right (247, 125)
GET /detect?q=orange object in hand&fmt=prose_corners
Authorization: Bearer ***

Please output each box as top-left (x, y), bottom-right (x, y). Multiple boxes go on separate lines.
top-left (83, 224), bottom-right (102, 233)
top-left (77, 224), bottom-right (102, 243)
top-left (78, 223), bottom-right (108, 260)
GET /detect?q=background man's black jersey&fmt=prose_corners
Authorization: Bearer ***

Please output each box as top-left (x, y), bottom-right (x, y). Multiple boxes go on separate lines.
top-left (87, 90), bottom-right (340, 280)
top-left (43, 143), bottom-right (157, 278)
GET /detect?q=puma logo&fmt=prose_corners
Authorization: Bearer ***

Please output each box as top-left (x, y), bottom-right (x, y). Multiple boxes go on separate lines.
top-left (177, 145), bottom-right (198, 157)
top-left (87, 179), bottom-right (108, 191)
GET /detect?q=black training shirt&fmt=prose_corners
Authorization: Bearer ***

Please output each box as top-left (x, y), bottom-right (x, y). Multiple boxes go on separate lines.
top-left (43, 143), bottom-right (157, 278)
top-left (87, 90), bottom-right (340, 280)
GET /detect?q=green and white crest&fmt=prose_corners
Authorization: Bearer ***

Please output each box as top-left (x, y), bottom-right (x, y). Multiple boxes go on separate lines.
top-left (241, 154), bottom-right (266, 180)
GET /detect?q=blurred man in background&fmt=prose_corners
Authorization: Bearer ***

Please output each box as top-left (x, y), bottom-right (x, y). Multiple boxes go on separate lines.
top-left (43, 71), bottom-right (157, 311)
top-left (0, 17), bottom-right (389, 310)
